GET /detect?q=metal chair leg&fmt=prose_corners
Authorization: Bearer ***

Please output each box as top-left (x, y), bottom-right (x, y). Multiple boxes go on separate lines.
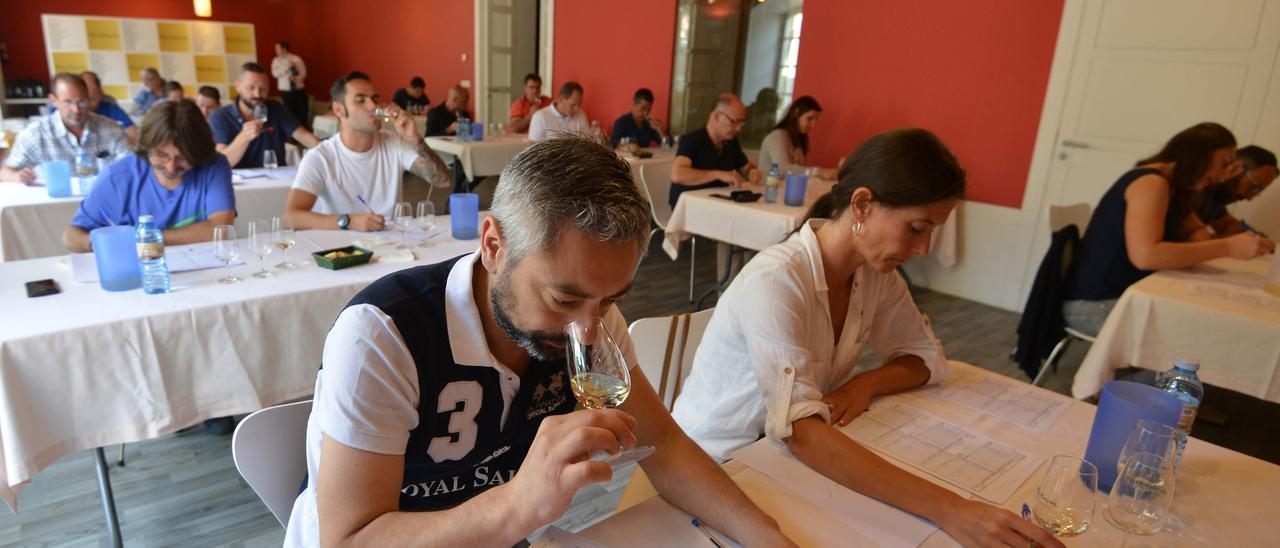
top-left (1033, 336), bottom-right (1073, 387)
top-left (94, 448), bottom-right (123, 547)
top-left (116, 443), bottom-right (126, 467)
top-left (688, 237), bottom-right (696, 303)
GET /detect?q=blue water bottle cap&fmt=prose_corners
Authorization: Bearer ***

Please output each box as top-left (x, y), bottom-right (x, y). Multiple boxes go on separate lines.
top-left (1173, 358), bottom-right (1199, 372)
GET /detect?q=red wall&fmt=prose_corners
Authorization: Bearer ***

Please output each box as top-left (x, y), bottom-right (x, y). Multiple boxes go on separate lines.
top-left (792, 0), bottom-right (1063, 208)
top-left (552, 0), bottom-right (676, 130)
top-left (0, 0), bottom-right (472, 107)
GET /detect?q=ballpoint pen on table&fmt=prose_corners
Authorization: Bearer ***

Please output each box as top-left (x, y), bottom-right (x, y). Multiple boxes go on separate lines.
top-left (691, 518), bottom-right (725, 548)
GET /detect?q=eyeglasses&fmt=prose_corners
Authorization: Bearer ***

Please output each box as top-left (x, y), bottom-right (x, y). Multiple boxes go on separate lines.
top-left (148, 149), bottom-right (191, 168)
top-left (716, 110), bottom-right (746, 128)
top-left (59, 99), bottom-right (91, 110)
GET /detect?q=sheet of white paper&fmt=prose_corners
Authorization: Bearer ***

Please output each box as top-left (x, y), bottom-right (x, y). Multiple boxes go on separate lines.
top-left (910, 368), bottom-right (1071, 433)
top-left (70, 247), bottom-right (243, 283)
top-left (530, 526), bottom-right (610, 548)
top-left (842, 403), bottom-right (1044, 504)
top-left (231, 169), bottom-right (268, 181)
top-left (1186, 282), bottom-right (1280, 314)
top-left (731, 439), bottom-right (938, 547)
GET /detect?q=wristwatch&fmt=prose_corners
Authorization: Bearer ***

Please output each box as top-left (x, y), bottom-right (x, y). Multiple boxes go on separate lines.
top-left (337, 214), bottom-right (350, 230)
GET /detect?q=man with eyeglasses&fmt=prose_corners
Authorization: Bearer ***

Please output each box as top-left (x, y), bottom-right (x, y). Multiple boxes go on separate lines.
top-left (1196, 145), bottom-right (1277, 237)
top-left (62, 99), bottom-right (235, 253)
top-left (670, 92), bottom-right (761, 207)
top-left (1, 73), bottom-right (130, 184)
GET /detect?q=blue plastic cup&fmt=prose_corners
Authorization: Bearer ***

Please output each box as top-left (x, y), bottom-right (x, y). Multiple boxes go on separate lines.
top-left (1083, 380), bottom-right (1183, 493)
top-left (784, 173), bottom-right (809, 206)
top-left (471, 121), bottom-right (484, 141)
top-left (90, 225), bottom-right (142, 292)
top-left (43, 160), bottom-right (73, 198)
top-left (450, 193), bottom-right (480, 240)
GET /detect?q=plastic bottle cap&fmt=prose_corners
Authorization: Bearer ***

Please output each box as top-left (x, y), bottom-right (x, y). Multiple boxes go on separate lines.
top-left (1173, 358), bottom-right (1200, 372)
top-left (138, 215), bottom-right (154, 223)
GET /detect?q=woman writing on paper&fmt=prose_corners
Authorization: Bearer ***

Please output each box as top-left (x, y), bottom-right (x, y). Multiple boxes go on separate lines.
top-left (758, 96), bottom-right (838, 179)
top-left (673, 129), bottom-right (1064, 548)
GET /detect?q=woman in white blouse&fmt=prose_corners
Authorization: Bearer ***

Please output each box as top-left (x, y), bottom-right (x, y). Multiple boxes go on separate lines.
top-left (673, 128), bottom-right (1063, 548)
top-left (758, 96), bottom-right (837, 178)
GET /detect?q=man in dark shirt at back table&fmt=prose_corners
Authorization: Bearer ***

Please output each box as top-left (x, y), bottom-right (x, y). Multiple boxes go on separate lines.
top-left (425, 85), bottom-right (470, 137)
top-left (392, 76), bottom-right (431, 114)
top-left (610, 87), bottom-right (665, 152)
top-left (210, 62), bottom-right (321, 169)
top-left (670, 92), bottom-right (761, 208)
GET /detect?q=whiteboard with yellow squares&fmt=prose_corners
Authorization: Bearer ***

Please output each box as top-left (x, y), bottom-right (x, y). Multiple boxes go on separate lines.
top-left (41, 14), bottom-right (256, 105)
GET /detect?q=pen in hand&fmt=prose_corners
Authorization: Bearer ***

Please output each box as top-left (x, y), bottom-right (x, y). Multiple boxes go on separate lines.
top-left (356, 194), bottom-right (373, 213)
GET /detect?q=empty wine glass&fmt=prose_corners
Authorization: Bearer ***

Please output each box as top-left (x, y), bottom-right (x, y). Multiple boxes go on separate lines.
top-left (248, 220), bottom-right (274, 278)
top-left (416, 200), bottom-right (436, 247)
top-left (212, 225), bottom-right (241, 284)
top-left (263, 149), bottom-right (278, 170)
top-left (618, 136), bottom-right (633, 153)
top-left (1031, 455), bottom-right (1098, 538)
top-left (1105, 452), bottom-right (1175, 544)
top-left (565, 318), bottom-right (656, 469)
top-left (392, 201), bottom-right (414, 249)
top-left (272, 216), bottom-right (297, 270)
top-left (1118, 420), bottom-right (1177, 478)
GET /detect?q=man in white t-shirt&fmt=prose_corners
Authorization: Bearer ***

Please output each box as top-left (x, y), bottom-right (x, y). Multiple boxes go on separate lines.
top-left (285, 71), bottom-right (450, 232)
top-left (283, 135), bottom-right (793, 547)
top-left (527, 81), bottom-right (588, 142)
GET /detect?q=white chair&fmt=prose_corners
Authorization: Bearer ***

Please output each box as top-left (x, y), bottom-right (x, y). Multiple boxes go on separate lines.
top-left (232, 400), bottom-right (313, 527)
top-left (637, 162), bottom-right (698, 302)
top-left (1032, 203), bottom-right (1097, 387)
top-left (627, 308), bottom-right (715, 410)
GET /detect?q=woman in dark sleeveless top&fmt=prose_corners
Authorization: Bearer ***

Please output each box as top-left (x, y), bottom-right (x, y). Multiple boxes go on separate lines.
top-left (1062, 122), bottom-right (1276, 335)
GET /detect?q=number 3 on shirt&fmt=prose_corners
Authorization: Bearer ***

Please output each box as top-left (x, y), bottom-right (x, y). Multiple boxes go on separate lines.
top-left (427, 381), bottom-right (482, 462)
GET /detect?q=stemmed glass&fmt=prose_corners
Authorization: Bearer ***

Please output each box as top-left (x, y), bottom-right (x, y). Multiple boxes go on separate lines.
top-left (1105, 451), bottom-right (1175, 545)
top-left (212, 225), bottom-right (241, 284)
top-left (248, 220), bottom-right (274, 278)
top-left (1030, 455), bottom-right (1098, 538)
top-left (262, 149), bottom-right (278, 170)
top-left (392, 201), bottom-right (414, 249)
top-left (416, 201), bottom-right (436, 247)
top-left (618, 136), bottom-right (633, 154)
top-left (272, 216), bottom-right (297, 270)
top-left (1118, 420), bottom-right (1177, 478)
top-left (253, 103), bottom-right (269, 125)
top-left (565, 318), bottom-right (656, 468)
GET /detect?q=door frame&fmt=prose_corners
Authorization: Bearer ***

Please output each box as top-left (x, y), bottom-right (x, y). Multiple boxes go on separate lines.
top-left (474, 0), bottom-right (554, 124)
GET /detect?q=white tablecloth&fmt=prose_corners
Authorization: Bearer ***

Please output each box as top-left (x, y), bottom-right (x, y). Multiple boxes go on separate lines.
top-left (1073, 257), bottom-right (1280, 401)
top-left (312, 115), bottom-right (427, 140)
top-left (661, 187), bottom-right (959, 267)
top-left (425, 134), bottom-right (531, 180)
top-left (582, 361), bottom-right (1280, 546)
top-left (0, 167), bottom-right (298, 262)
top-left (0, 225), bottom-right (480, 509)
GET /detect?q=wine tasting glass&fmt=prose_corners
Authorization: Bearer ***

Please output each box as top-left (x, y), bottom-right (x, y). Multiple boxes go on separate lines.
top-left (262, 149), bottom-right (278, 170)
top-left (564, 318), bottom-right (656, 468)
top-left (1031, 455), bottom-right (1098, 538)
top-left (212, 225), bottom-right (241, 284)
top-left (272, 216), bottom-right (297, 270)
top-left (618, 136), bottom-right (633, 153)
top-left (1118, 420), bottom-right (1177, 478)
top-left (392, 201), bottom-right (414, 249)
top-left (253, 103), bottom-right (269, 124)
top-left (248, 220), bottom-right (274, 278)
top-left (416, 201), bottom-right (436, 247)
top-left (1105, 451), bottom-right (1175, 543)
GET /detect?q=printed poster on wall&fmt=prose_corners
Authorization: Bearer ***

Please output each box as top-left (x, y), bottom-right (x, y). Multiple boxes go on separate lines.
top-left (42, 14), bottom-right (254, 107)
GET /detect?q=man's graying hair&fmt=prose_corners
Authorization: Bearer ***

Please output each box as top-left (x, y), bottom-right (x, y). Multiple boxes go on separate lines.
top-left (493, 134), bottom-right (651, 264)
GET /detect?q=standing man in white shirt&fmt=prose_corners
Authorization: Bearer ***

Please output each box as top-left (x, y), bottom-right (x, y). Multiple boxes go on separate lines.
top-left (271, 41), bottom-right (310, 130)
top-left (283, 135), bottom-right (793, 547)
top-left (284, 71), bottom-right (450, 232)
top-left (527, 81), bottom-right (588, 142)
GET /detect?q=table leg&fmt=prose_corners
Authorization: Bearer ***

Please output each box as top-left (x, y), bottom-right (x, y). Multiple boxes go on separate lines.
top-left (94, 447), bottom-right (124, 548)
top-left (696, 243), bottom-right (739, 310)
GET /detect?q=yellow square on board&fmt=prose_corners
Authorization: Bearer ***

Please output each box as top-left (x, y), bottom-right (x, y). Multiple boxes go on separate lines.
top-left (52, 52), bottom-right (90, 75)
top-left (126, 53), bottom-right (160, 82)
top-left (194, 55), bottom-right (227, 84)
top-left (102, 85), bottom-right (129, 102)
top-left (223, 25), bottom-right (254, 54)
top-left (157, 22), bottom-right (191, 52)
top-left (85, 19), bottom-right (122, 50)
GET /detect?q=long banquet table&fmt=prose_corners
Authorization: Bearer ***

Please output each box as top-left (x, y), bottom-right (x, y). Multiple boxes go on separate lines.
top-left (582, 361), bottom-right (1280, 546)
top-left (0, 224), bottom-right (480, 510)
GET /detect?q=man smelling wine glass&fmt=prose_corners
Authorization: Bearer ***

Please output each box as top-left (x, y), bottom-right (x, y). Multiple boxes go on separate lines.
top-left (285, 135), bottom-right (795, 547)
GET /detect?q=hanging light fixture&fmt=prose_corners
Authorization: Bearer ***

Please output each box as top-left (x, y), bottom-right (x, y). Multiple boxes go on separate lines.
top-left (194, 0), bottom-right (212, 17)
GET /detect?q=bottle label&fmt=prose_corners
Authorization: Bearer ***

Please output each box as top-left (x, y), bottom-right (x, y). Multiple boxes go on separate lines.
top-left (1176, 403), bottom-right (1198, 432)
top-left (138, 241), bottom-right (165, 260)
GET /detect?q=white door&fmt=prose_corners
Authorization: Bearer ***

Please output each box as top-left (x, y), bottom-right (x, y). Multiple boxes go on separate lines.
top-left (477, 0), bottom-right (538, 127)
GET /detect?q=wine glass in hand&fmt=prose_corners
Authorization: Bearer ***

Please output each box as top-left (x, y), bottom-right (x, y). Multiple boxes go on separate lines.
top-left (212, 225), bottom-right (241, 284)
top-left (272, 216), bottom-right (297, 270)
top-left (253, 103), bottom-right (269, 125)
top-left (564, 318), bottom-right (655, 468)
top-left (248, 220), bottom-right (274, 278)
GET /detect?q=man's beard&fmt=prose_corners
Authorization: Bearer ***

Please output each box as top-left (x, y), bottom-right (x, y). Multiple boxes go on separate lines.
top-left (490, 271), bottom-right (565, 363)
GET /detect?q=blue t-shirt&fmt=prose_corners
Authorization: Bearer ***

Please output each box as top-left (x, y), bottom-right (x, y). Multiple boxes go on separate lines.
top-left (133, 89), bottom-right (165, 114)
top-left (71, 154), bottom-right (236, 231)
top-left (209, 100), bottom-right (300, 169)
top-left (610, 112), bottom-right (662, 148)
top-left (671, 126), bottom-right (748, 206)
top-left (51, 99), bottom-right (134, 128)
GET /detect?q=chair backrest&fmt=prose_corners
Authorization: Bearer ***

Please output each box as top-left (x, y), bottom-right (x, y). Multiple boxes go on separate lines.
top-left (637, 162), bottom-right (674, 229)
top-left (1048, 203), bottom-right (1092, 236)
top-left (627, 308), bottom-right (715, 410)
top-left (232, 400), bottom-right (313, 527)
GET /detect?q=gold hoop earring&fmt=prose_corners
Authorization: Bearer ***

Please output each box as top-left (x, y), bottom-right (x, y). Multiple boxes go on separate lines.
top-left (852, 221), bottom-right (863, 236)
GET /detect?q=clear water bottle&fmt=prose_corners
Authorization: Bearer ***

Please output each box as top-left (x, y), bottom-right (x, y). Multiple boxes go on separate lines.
top-left (136, 215), bottom-right (171, 295)
top-left (75, 149), bottom-right (98, 196)
top-left (457, 115), bottom-right (471, 143)
top-left (763, 163), bottom-right (782, 203)
top-left (1156, 358), bottom-right (1204, 468)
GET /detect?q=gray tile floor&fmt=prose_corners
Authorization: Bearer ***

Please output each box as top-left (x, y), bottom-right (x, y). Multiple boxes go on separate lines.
top-left (3, 198), bottom-right (1276, 546)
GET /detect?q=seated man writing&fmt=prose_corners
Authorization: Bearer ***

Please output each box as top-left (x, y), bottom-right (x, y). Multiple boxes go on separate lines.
top-left (670, 92), bottom-right (760, 207)
top-left (63, 99), bottom-right (235, 251)
top-left (285, 71), bottom-right (450, 232)
top-left (1, 73), bottom-right (131, 183)
top-left (284, 135), bottom-right (792, 547)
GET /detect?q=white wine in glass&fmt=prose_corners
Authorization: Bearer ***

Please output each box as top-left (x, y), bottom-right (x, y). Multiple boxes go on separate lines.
top-left (272, 216), bottom-right (297, 270)
top-left (1031, 455), bottom-right (1097, 538)
top-left (1105, 451), bottom-right (1175, 544)
top-left (564, 318), bottom-right (655, 468)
